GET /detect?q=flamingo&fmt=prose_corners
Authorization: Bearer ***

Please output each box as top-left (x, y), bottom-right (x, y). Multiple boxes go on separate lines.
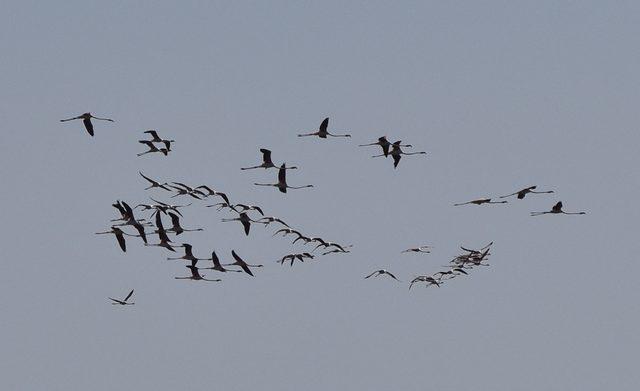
top-left (359, 136), bottom-right (412, 157)
top-left (531, 201), bottom-right (586, 216)
top-left (137, 140), bottom-right (168, 157)
top-left (221, 212), bottom-right (256, 236)
top-left (201, 251), bottom-right (242, 273)
top-left (167, 243), bottom-right (200, 263)
top-left (409, 275), bottom-right (440, 290)
top-left (364, 269), bottom-right (401, 282)
top-left (167, 212), bottom-right (203, 235)
top-left (95, 226), bottom-right (137, 252)
top-left (453, 198), bottom-right (507, 206)
top-left (254, 164), bottom-right (313, 194)
top-left (278, 253), bottom-right (314, 266)
top-left (174, 265), bottom-right (221, 282)
top-left (257, 216), bottom-right (290, 228)
top-left (401, 246), bottom-right (432, 254)
top-left (139, 172), bottom-right (172, 191)
top-left (298, 117), bottom-right (351, 138)
top-left (372, 141), bottom-right (426, 168)
top-left (241, 149), bottom-right (298, 170)
top-left (222, 250), bottom-right (263, 276)
top-left (60, 112), bottom-right (113, 137)
top-left (144, 213), bottom-right (175, 252)
top-left (142, 130), bottom-right (175, 150)
top-left (500, 185), bottom-right (554, 200)
top-left (109, 289), bottom-right (135, 305)
top-left (193, 185), bottom-right (230, 204)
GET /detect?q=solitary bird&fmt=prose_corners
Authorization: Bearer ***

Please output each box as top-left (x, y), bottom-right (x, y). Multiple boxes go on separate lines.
top-left (241, 148), bottom-right (298, 170)
top-left (500, 185), bottom-right (554, 200)
top-left (359, 136), bottom-right (412, 157)
top-left (222, 250), bottom-right (263, 276)
top-left (60, 112), bottom-right (114, 137)
top-left (254, 163), bottom-right (313, 194)
top-left (453, 198), bottom-right (507, 206)
top-left (108, 289), bottom-right (135, 305)
top-left (373, 141), bottom-right (426, 168)
top-left (298, 117), bottom-right (351, 138)
top-left (531, 201), bottom-right (586, 216)
top-left (365, 269), bottom-right (401, 281)
top-left (174, 265), bottom-right (221, 282)
top-left (193, 185), bottom-right (230, 204)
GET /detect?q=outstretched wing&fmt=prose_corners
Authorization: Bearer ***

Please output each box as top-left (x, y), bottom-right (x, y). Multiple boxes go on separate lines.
top-left (319, 117), bottom-right (329, 133)
top-left (83, 117), bottom-right (94, 136)
top-left (124, 289), bottom-right (134, 302)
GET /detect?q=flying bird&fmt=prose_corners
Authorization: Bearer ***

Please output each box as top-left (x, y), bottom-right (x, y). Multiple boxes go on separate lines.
top-left (402, 246), bottom-right (432, 254)
top-left (254, 163), bottom-right (313, 193)
top-left (138, 140), bottom-right (169, 157)
top-left (221, 212), bottom-right (255, 236)
top-left (409, 276), bottom-right (441, 290)
top-left (365, 269), bottom-right (401, 281)
top-left (298, 117), bottom-right (351, 138)
top-left (359, 136), bottom-right (412, 157)
top-left (201, 251), bottom-right (242, 273)
top-left (108, 289), bottom-right (135, 305)
top-left (60, 112), bottom-right (114, 137)
top-left (499, 185), bottom-right (554, 200)
top-left (139, 172), bottom-right (172, 191)
top-left (453, 198), bottom-right (507, 206)
top-left (222, 250), bottom-right (263, 276)
top-left (174, 265), bottom-right (221, 282)
top-left (167, 243), bottom-right (200, 264)
top-left (372, 141), bottom-right (426, 168)
top-left (241, 148), bottom-right (298, 170)
top-left (95, 226), bottom-right (132, 252)
top-left (531, 201), bottom-right (586, 216)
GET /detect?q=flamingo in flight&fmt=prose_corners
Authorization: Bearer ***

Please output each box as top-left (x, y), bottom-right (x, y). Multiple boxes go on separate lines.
top-left (139, 172), bottom-right (172, 191)
top-left (373, 141), bottom-right (426, 168)
top-left (531, 201), bottom-right (586, 216)
top-left (95, 226), bottom-right (138, 252)
top-left (298, 117), bottom-right (351, 138)
top-left (142, 130), bottom-right (175, 151)
top-left (500, 185), bottom-right (554, 200)
top-left (241, 149), bottom-right (297, 170)
top-left (221, 212), bottom-right (256, 236)
top-left (60, 112), bottom-right (114, 137)
top-left (167, 243), bottom-right (201, 263)
top-left (109, 289), bottom-right (135, 305)
top-left (201, 251), bottom-right (242, 273)
top-left (144, 212), bottom-right (175, 252)
top-left (359, 136), bottom-right (412, 157)
top-left (254, 164), bottom-right (313, 193)
top-left (138, 140), bottom-right (168, 157)
top-left (221, 250), bottom-right (263, 276)
top-left (453, 198), bottom-right (507, 206)
top-left (167, 212), bottom-right (203, 235)
top-left (174, 265), bottom-right (221, 282)
top-left (401, 246), bottom-right (432, 254)
top-left (409, 275), bottom-right (441, 290)
top-left (365, 269), bottom-right (401, 282)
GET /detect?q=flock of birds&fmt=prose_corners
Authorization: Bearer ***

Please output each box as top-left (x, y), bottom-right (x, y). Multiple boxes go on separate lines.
top-left (60, 113), bottom-right (586, 304)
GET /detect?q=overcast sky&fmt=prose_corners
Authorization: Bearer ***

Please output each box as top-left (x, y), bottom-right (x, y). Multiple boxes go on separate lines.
top-left (1, 1), bottom-right (639, 390)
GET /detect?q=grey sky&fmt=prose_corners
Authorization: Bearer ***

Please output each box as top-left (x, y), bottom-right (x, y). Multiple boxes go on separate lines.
top-left (1, 1), bottom-right (639, 390)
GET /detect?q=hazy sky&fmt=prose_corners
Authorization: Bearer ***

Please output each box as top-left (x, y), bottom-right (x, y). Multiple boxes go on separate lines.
top-left (1, 1), bottom-right (639, 390)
